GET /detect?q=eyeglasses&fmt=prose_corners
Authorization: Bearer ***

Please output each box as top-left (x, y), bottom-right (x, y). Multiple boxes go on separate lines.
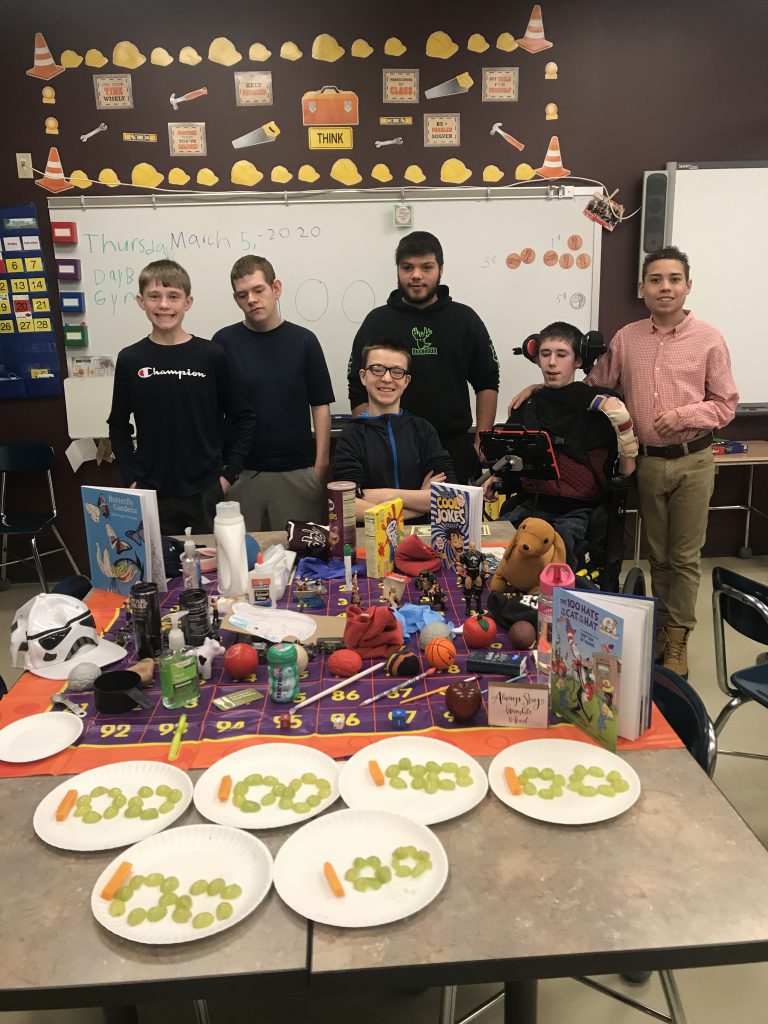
top-left (364, 364), bottom-right (410, 381)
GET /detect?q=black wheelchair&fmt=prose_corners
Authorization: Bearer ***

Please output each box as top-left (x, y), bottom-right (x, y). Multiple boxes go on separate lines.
top-left (478, 426), bottom-right (646, 597)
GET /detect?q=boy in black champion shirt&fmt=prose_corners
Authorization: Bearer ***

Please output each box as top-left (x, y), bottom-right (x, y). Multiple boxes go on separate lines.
top-left (108, 260), bottom-right (256, 533)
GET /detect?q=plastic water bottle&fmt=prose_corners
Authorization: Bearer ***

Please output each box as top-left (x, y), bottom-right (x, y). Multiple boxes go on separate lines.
top-left (537, 562), bottom-right (575, 682)
top-left (181, 526), bottom-right (201, 590)
top-left (214, 501), bottom-right (249, 599)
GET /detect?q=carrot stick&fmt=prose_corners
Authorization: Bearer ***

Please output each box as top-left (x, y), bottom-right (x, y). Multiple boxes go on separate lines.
top-left (55, 789), bottom-right (78, 822)
top-left (368, 760), bottom-right (385, 787)
top-left (101, 861), bottom-right (133, 901)
top-left (323, 861), bottom-right (345, 898)
top-left (505, 766), bottom-right (523, 796)
top-left (217, 775), bottom-right (233, 802)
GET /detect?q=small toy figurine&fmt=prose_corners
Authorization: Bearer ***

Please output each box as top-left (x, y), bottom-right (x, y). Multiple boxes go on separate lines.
top-left (391, 708), bottom-right (407, 730)
top-left (458, 542), bottom-right (489, 614)
top-left (210, 597), bottom-right (221, 641)
top-left (278, 712), bottom-right (292, 730)
top-left (350, 576), bottom-right (362, 607)
top-left (293, 577), bottom-right (327, 609)
top-left (426, 579), bottom-right (446, 612)
top-left (331, 712), bottom-right (345, 731)
top-left (415, 570), bottom-right (437, 600)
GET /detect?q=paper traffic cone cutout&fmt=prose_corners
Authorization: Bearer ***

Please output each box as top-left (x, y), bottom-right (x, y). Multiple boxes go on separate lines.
top-left (517, 5), bottom-right (553, 54)
top-left (535, 136), bottom-right (570, 179)
top-left (27, 32), bottom-right (65, 80)
top-left (35, 147), bottom-right (74, 193)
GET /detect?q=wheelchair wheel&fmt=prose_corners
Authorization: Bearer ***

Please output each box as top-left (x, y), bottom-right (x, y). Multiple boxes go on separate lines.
top-left (622, 567), bottom-right (646, 596)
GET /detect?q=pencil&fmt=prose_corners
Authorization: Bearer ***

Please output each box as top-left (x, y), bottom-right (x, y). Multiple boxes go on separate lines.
top-left (399, 676), bottom-right (479, 705)
top-left (360, 667), bottom-right (435, 707)
top-left (292, 662), bottom-right (386, 712)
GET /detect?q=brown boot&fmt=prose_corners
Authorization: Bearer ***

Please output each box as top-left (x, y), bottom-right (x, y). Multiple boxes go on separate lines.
top-left (655, 624), bottom-right (668, 664)
top-left (663, 626), bottom-right (690, 677)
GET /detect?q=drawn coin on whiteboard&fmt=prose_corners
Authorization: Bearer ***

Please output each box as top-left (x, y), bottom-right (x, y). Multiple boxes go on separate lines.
top-left (294, 279), bottom-right (329, 322)
top-left (342, 280), bottom-right (376, 324)
top-left (570, 293), bottom-right (586, 309)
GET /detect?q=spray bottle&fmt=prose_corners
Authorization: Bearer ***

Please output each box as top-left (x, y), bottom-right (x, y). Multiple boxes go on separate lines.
top-left (181, 527), bottom-right (202, 590)
top-left (537, 562), bottom-right (576, 684)
top-left (159, 611), bottom-right (200, 709)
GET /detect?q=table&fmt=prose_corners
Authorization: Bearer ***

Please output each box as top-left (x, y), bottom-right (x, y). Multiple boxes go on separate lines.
top-left (5, 750), bottom-right (768, 1023)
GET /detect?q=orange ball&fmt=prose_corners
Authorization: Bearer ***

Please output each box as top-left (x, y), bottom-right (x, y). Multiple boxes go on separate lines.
top-left (425, 637), bottom-right (457, 671)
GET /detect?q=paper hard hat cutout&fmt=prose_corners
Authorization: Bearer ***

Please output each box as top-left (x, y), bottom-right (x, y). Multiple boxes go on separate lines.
top-left (384, 37), bottom-right (407, 57)
top-left (131, 162), bottom-right (164, 188)
top-left (35, 147), bottom-right (73, 193)
top-left (271, 165), bottom-right (293, 183)
top-left (351, 38), bottom-right (373, 58)
top-left (60, 49), bottom-right (83, 68)
top-left (496, 32), bottom-right (518, 52)
top-left (517, 5), bottom-right (553, 54)
top-left (151, 47), bottom-right (174, 66)
top-left (371, 163), bottom-right (393, 183)
top-left (441, 158), bottom-right (471, 184)
top-left (404, 164), bottom-right (426, 184)
top-left (44, 117), bottom-right (59, 135)
top-left (231, 160), bottom-right (263, 186)
top-left (196, 168), bottom-right (219, 186)
top-left (42, 86), bottom-right (56, 103)
top-left (168, 167), bottom-right (191, 186)
top-left (483, 164), bottom-right (504, 183)
top-left (209, 37), bottom-right (242, 66)
top-left (535, 135), bottom-right (570, 178)
top-left (426, 31), bottom-right (459, 59)
top-left (330, 158), bottom-right (362, 186)
top-left (179, 46), bottom-right (203, 65)
top-left (467, 33), bottom-right (490, 53)
top-left (298, 164), bottom-right (320, 183)
top-left (545, 61), bottom-right (558, 79)
top-left (69, 169), bottom-right (93, 189)
top-left (312, 33), bottom-right (344, 62)
top-left (98, 167), bottom-right (120, 187)
top-left (113, 41), bottom-right (146, 69)
top-left (27, 32), bottom-right (64, 80)
top-left (249, 42), bottom-right (272, 61)
top-left (515, 162), bottom-right (536, 181)
top-left (85, 48), bottom-right (108, 68)
top-left (280, 41), bottom-right (303, 61)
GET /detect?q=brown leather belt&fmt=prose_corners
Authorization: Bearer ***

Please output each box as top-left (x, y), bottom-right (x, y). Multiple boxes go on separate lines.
top-left (639, 432), bottom-right (714, 459)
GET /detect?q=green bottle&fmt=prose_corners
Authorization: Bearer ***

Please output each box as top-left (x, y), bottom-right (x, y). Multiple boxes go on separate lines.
top-left (159, 611), bottom-right (200, 709)
top-left (268, 643), bottom-right (300, 703)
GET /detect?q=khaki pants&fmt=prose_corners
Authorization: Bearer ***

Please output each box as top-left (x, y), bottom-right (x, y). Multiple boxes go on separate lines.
top-left (636, 448), bottom-right (714, 630)
top-left (228, 467), bottom-right (325, 532)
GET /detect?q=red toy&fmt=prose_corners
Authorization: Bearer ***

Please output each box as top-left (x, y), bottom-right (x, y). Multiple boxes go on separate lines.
top-left (425, 637), bottom-right (457, 671)
top-left (223, 643), bottom-right (260, 680)
top-left (463, 614), bottom-right (497, 648)
top-left (328, 648), bottom-right (363, 677)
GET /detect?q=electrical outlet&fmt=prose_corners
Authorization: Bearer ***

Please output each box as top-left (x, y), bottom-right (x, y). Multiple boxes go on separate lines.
top-left (16, 153), bottom-right (33, 179)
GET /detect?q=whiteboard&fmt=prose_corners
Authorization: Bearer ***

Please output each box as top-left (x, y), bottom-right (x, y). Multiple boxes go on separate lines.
top-left (666, 162), bottom-right (768, 408)
top-left (49, 187), bottom-right (602, 437)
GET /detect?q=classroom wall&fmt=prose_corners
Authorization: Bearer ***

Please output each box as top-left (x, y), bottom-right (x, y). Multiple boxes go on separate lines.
top-left (3, 0), bottom-right (767, 573)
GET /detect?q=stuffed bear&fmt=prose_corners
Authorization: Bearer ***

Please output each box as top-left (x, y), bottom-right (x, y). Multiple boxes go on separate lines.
top-left (490, 517), bottom-right (567, 595)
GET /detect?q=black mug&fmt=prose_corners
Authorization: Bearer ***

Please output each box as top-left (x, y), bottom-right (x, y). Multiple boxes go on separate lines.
top-left (94, 671), bottom-right (154, 713)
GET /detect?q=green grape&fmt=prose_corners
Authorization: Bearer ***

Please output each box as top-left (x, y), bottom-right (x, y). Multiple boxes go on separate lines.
top-left (316, 776), bottom-right (331, 788)
top-left (232, 794), bottom-right (245, 809)
top-left (538, 788), bottom-right (555, 800)
top-left (145, 872), bottom-right (164, 887)
top-left (193, 912), bottom-right (215, 929)
top-left (438, 779), bottom-right (456, 791)
top-left (233, 781), bottom-right (248, 799)
top-left (551, 787), bottom-right (564, 799)
top-left (572, 764), bottom-right (587, 777)
top-left (539, 768), bottom-right (555, 781)
top-left (156, 784), bottom-right (171, 797)
top-left (520, 767), bottom-right (539, 780)
top-left (222, 883), bottom-right (242, 900)
top-left (124, 806), bottom-right (141, 819)
top-left (404, 846), bottom-right (418, 859)
top-left (147, 905), bottom-right (167, 923)
top-left (138, 786), bottom-right (153, 798)
top-left (90, 786), bottom-right (108, 798)
top-left (73, 807), bottom-right (87, 818)
top-left (441, 762), bottom-right (458, 774)
top-left (216, 902), bottom-right (234, 921)
top-left (368, 878), bottom-right (382, 891)
top-left (554, 774), bottom-right (565, 787)
top-left (140, 808), bottom-right (159, 821)
top-left (410, 764), bottom-right (426, 778)
top-left (597, 785), bottom-right (616, 797)
top-left (353, 856), bottom-right (366, 868)
top-left (587, 766), bottom-right (605, 777)
top-left (161, 876), bottom-right (179, 894)
top-left (293, 801), bottom-right (311, 813)
top-left (344, 868), bottom-right (358, 881)
top-left (177, 894), bottom-right (193, 909)
top-left (578, 785), bottom-right (597, 797)
top-left (411, 777), bottom-right (426, 790)
top-left (376, 866), bottom-right (392, 884)
top-left (103, 805), bottom-right (119, 820)
top-left (606, 770), bottom-right (622, 783)
top-left (263, 775), bottom-right (278, 787)
top-left (76, 795), bottom-right (92, 808)
top-left (289, 778), bottom-right (302, 793)
top-left (189, 880), bottom-right (208, 896)
top-left (261, 792), bottom-right (277, 806)
top-left (169, 789), bottom-right (183, 803)
top-left (129, 875), bottom-right (145, 891)
top-left (278, 796), bottom-right (293, 810)
top-left (158, 801), bottom-right (176, 815)
top-left (612, 779), bottom-right (630, 793)
top-left (127, 798), bottom-right (143, 810)
top-left (207, 878), bottom-right (225, 897)
top-left (301, 771), bottom-right (317, 784)
top-left (272, 783), bottom-right (286, 797)
top-left (116, 885), bottom-right (132, 903)
top-left (108, 900), bottom-right (126, 917)
top-left (412, 861), bottom-right (432, 878)
top-left (456, 776), bottom-right (474, 788)
top-left (172, 906), bottom-right (191, 924)
top-left (306, 794), bottom-right (321, 807)
top-left (394, 865), bottom-right (412, 878)
top-left (159, 893), bottom-right (178, 908)
top-left (316, 786), bottom-right (331, 800)
top-left (523, 781), bottom-right (537, 796)
top-left (415, 850), bottom-right (430, 862)
top-left (353, 878), bottom-right (370, 892)
top-left (388, 777), bottom-right (407, 790)
top-left (425, 760), bottom-right (440, 773)
top-left (425, 779), bottom-right (438, 795)
top-left (111, 794), bottom-right (127, 809)
top-left (384, 764), bottom-right (401, 778)
top-left (127, 908), bottom-right (147, 926)
top-left (366, 855), bottom-right (381, 867)
top-left (83, 810), bottom-right (102, 824)
top-left (397, 758), bottom-right (412, 771)
top-left (246, 773), bottom-right (263, 787)
top-left (567, 781), bottom-right (581, 792)
top-left (108, 787), bottom-right (123, 798)
top-left (241, 800), bottom-right (261, 813)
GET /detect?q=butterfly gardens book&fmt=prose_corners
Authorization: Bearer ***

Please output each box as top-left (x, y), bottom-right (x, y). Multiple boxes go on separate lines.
top-left (81, 486), bottom-right (165, 594)
top-left (429, 482), bottom-right (483, 572)
top-left (549, 588), bottom-right (656, 750)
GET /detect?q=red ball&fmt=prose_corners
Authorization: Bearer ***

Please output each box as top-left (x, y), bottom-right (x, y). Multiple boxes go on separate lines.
top-left (463, 614), bottom-right (498, 648)
top-left (223, 643), bottom-right (260, 679)
top-left (425, 637), bottom-right (457, 671)
top-left (509, 620), bottom-right (537, 650)
top-left (328, 648), bottom-right (363, 677)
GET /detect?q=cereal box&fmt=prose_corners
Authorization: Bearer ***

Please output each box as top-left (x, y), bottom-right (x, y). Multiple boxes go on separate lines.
top-left (364, 498), bottom-right (404, 578)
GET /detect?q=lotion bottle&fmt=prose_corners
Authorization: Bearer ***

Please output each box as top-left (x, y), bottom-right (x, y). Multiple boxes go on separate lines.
top-left (214, 500), bottom-right (249, 599)
top-left (159, 611), bottom-right (200, 709)
top-left (181, 527), bottom-right (202, 590)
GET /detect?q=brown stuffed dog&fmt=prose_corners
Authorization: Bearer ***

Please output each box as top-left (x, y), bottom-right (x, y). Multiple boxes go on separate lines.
top-left (490, 517), bottom-right (567, 595)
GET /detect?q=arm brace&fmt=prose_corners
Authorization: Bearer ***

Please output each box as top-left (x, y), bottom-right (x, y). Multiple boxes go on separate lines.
top-left (589, 394), bottom-right (639, 458)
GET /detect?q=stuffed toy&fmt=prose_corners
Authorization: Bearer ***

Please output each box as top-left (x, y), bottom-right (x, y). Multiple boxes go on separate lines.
top-left (490, 517), bottom-right (567, 595)
top-left (343, 604), bottom-right (404, 657)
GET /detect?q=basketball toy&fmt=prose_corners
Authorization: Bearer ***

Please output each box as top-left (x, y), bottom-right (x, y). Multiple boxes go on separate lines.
top-left (328, 648), bottom-right (363, 677)
top-left (509, 620), bottom-right (537, 650)
top-left (386, 648), bottom-right (421, 677)
top-left (425, 637), bottom-right (457, 671)
top-left (463, 614), bottom-right (498, 648)
top-left (223, 643), bottom-right (260, 680)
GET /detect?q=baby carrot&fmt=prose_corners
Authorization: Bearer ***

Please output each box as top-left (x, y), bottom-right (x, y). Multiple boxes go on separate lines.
top-left (505, 766), bottom-right (523, 796)
top-left (368, 760), bottom-right (385, 787)
top-left (323, 861), bottom-right (345, 898)
top-left (217, 775), bottom-right (233, 802)
top-left (55, 789), bottom-right (78, 822)
top-left (101, 861), bottom-right (132, 901)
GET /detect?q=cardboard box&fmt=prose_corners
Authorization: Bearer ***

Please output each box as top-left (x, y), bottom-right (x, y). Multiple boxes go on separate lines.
top-left (364, 498), bottom-right (404, 578)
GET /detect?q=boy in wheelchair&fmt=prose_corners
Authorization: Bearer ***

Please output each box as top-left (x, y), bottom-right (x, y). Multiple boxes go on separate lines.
top-left (481, 322), bottom-right (638, 587)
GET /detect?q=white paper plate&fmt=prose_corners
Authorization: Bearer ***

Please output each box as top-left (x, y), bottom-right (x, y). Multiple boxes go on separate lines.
top-left (194, 742), bottom-right (340, 829)
top-left (34, 761), bottom-right (194, 851)
top-left (0, 712), bottom-right (83, 763)
top-left (273, 808), bottom-right (448, 927)
top-left (488, 738), bottom-right (641, 825)
top-left (91, 824), bottom-right (273, 944)
top-left (338, 736), bottom-right (488, 825)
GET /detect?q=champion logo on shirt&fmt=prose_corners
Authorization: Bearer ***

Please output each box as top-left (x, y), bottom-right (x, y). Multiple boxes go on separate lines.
top-left (137, 367), bottom-right (207, 379)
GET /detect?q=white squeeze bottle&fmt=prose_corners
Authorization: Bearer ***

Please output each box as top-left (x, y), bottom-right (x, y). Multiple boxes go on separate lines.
top-left (214, 500), bottom-right (249, 598)
top-left (181, 526), bottom-right (202, 590)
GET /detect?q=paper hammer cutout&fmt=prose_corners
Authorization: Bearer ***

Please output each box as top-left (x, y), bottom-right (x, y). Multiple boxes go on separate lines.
top-left (490, 122), bottom-right (525, 152)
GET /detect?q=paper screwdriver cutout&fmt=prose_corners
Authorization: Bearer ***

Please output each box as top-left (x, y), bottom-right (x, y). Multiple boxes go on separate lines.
top-left (535, 135), bottom-right (569, 178)
top-left (517, 5), bottom-right (553, 53)
top-left (351, 39), bottom-right (373, 58)
top-left (179, 46), bottom-right (203, 65)
top-left (467, 33), bottom-right (490, 53)
top-left (151, 47), bottom-right (174, 66)
top-left (209, 37), bottom-right (242, 65)
top-left (60, 49), bottom-right (83, 68)
top-left (280, 41), bottom-right (303, 60)
top-left (426, 31), bottom-right (459, 59)
top-left (113, 41), bottom-right (146, 69)
top-left (384, 37), bottom-right (407, 57)
top-left (35, 147), bottom-right (73, 193)
top-left (27, 33), bottom-right (64, 79)
top-left (249, 43), bottom-right (272, 61)
top-left (312, 34), bottom-right (344, 61)
top-left (85, 48), bottom-right (108, 68)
